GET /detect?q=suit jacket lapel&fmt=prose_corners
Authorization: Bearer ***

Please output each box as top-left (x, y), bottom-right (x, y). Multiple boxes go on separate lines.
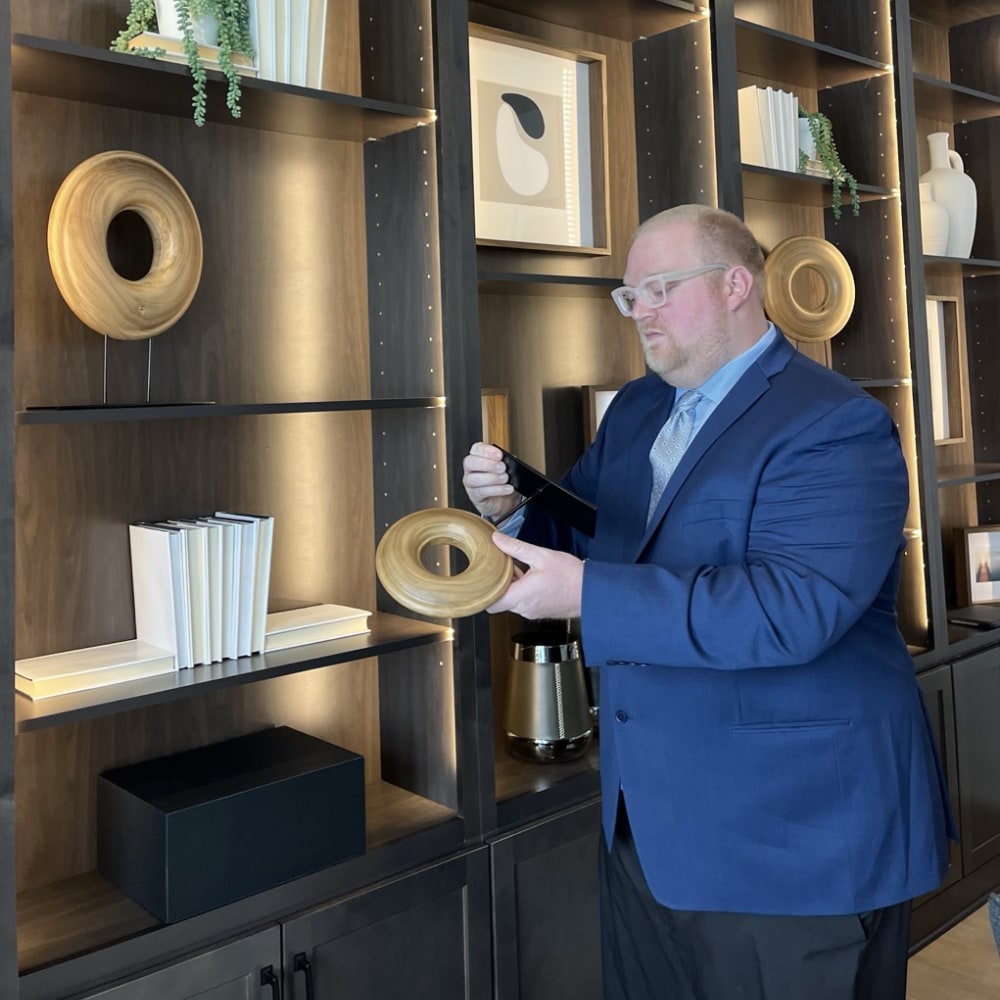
top-left (635, 333), bottom-right (794, 556)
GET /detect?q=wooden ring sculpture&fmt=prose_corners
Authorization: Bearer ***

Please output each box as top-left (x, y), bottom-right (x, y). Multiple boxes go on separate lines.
top-left (47, 151), bottom-right (203, 340)
top-left (375, 508), bottom-right (514, 618)
top-left (763, 235), bottom-right (855, 343)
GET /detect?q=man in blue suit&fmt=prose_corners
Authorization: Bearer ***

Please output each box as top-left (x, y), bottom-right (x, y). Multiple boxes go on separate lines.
top-left (462, 204), bottom-right (953, 999)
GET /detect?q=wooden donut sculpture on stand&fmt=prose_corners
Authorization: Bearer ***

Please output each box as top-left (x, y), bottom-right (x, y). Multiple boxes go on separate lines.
top-left (375, 508), bottom-right (514, 618)
top-left (47, 150), bottom-right (203, 340)
top-left (763, 235), bottom-right (855, 343)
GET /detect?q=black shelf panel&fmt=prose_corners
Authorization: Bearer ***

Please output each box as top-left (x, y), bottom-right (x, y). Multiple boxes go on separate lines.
top-left (15, 613), bottom-right (451, 733)
top-left (471, 0), bottom-right (705, 41)
top-left (17, 397), bottom-right (445, 425)
top-left (12, 35), bottom-right (435, 141)
top-left (909, 0), bottom-right (998, 29)
top-left (734, 20), bottom-right (890, 90)
top-left (742, 165), bottom-right (892, 206)
top-left (853, 378), bottom-right (914, 388)
top-left (478, 271), bottom-right (619, 297)
top-left (913, 73), bottom-right (1000, 123)
top-left (923, 256), bottom-right (1000, 278)
top-left (937, 463), bottom-right (1000, 487)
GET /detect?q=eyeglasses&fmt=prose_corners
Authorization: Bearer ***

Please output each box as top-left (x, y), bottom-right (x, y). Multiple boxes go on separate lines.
top-left (610, 263), bottom-right (730, 317)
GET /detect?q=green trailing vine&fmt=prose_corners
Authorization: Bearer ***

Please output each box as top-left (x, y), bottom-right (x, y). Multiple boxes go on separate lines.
top-left (798, 109), bottom-right (860, 222)
top-left (112, 0), bottom-right (255, 127)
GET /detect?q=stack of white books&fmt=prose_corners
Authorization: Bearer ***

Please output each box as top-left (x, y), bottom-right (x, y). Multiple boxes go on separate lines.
top-left (737, 85), bottom-right (801, 173)
top-left (264, 604), bottom-right (372, 652)
top-left (126, 32), bottom-right (258, 77)
top-left (129, 511), bottom-right (274, 668)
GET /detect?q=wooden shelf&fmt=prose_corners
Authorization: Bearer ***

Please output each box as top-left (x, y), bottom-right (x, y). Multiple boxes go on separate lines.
top-left (478, 272), bottom-right (619, 296)
top-left (909, 0), bottom-right (998, 29)
top-left (937, 463), bottom-right (1000, 487)
top-left (742, 165), bottom-right (893, 207)
top-left (15, 614), bottom-right (451, 733)
top-left (16, 781), bottom-right (456, 973)
top-left (923, 256), bottom-right (1000, 278)
top-left (735, 20), bottom-right (890, 90)
top-left (17, 397), bottom-right (446, 426)
top-left (470, 0), bottom-right (705, 40)
top-left (12, 35), bottom-right (435, 141)
top-left (913, 73), bottom-right (1000, 123)
top-left (493, 740), bottom-right (599, 804)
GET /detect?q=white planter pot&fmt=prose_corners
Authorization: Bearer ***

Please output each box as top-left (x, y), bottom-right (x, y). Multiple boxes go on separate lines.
top-left (154, 1), bottom-right (220, 46)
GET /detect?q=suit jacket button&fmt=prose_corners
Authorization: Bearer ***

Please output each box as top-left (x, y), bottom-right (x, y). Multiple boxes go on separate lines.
top-left (614, 710), bottom-right (628, 724)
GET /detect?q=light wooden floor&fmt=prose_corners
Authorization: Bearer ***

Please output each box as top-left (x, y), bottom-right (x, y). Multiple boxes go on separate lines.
top-left (907, 904), bottom-right (1000, 1000)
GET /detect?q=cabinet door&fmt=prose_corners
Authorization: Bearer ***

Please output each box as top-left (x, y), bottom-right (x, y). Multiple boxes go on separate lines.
top-left (490, 799), bottom-right (602, 1000)
top-left (916, 664), bottom-right (962, 897)
top-left (282, 850), bottom-right (491, 1000)
top-left (953, 647), bottom-right (1000, 873)
top-left (77, 927), bottom-right (281, 1000)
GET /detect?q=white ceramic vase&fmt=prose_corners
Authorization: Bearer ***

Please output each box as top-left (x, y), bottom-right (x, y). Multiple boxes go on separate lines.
top-left (154, 1), bottom-right (219, 45)
top-left (919, 132), bottom-right (977, 258)
top-left (919, 181), bottom-right (950, 256)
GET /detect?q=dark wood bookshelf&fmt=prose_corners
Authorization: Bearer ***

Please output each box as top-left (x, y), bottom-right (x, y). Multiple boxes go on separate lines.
top-left (741, 166), bottom-right (892, 207)
top-left (11, 35), bottom-right (435, 141)
top-left (734, 20), bottom-right (890, 89)
top-left (17, 398), bottom-right (446, 426)
top-left (912, 72), bottom-right (1000, 123)
top-left (908, 0), bottom-right (996, 29)
top-left (936, 463), bottom-right (1000, 487)
top-left (15, 614), bottom-right (450, 733)
top-left (923, 256), bottom-right (1000, 278)
top-left (478, 272), bottom-right (619, 297)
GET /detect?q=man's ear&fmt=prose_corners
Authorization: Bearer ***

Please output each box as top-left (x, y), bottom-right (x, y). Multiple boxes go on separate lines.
top-left (725, 265), bottom-right (756, 308)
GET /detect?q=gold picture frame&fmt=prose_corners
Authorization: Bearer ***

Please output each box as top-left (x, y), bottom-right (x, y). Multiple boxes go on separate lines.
top-left (468, 27), bottom-right (610, 254)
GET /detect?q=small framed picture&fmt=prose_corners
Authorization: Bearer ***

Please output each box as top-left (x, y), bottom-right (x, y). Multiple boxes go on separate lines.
top-left (956, 526), bottom-right (1000, 605)
top-left (582, 385), bottom-right (620, 445)
top-left (925, 295), bottom-right (967, 445)
top-left (468, 27), bottom-right (609, 254)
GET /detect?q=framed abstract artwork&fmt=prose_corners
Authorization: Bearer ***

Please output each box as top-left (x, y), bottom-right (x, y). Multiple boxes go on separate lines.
top-left (956, 526), bottom-right (1000, 606)
top-left (468, 29), bottom-right (609, 253)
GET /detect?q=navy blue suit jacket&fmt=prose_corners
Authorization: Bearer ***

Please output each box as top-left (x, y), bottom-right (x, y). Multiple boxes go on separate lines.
top-left (520, 332), bottom-right (953, 915)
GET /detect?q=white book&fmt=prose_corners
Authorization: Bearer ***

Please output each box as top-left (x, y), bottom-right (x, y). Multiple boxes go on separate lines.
top-left (306, 0), bottom-right (328, 88)
top-left (274, 0), bottom-right (291, 83)
top-left (265, 604), bottom-right (371, 652)
top-left (254, 0), bottom-right (276, 81)
top-left (764, 87), bottom-right (780, 169)
top-left (216, 511), bottom-right (274, 654)
top-left (164, 520), bottom-right (211, 666)
top-left (288, 0), bottom-right (309, 86)
top-left (737, 86), bottom-right (767, 168)
top-left (189, 518), bottom-right (224, 663)
top-left (15, 640), bottom-right (175, 700)
top-left (213, 513), bottom-right (260, 656)
top-left (199, 517), bottom-right (243, 660)
top-left (129, 523), bottom-right (193, 669)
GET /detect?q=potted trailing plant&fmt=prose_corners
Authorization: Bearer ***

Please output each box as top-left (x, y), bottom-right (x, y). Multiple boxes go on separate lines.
top-left (112, 0), bottom-right (255, 127)
top-left (798, 109), bottom-right (860, 222)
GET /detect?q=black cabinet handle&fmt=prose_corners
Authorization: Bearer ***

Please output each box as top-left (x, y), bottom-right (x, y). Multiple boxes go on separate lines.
top-left (260, 964), bottom-right (282, 999)
top-left (294, 952), bottom-right (315, 1000)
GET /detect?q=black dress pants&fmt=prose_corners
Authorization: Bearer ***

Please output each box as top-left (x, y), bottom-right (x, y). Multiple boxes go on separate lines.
top-left (599, 801), bottom-right (911, 1000)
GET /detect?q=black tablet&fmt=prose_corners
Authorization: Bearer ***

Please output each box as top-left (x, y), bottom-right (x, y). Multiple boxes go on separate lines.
top-left (498, 447), bottom-right (597, 538)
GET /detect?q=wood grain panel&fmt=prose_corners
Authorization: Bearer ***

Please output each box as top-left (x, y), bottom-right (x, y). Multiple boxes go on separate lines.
top-left (955, 120), bottom-right (999, 263)
top-left (15, 411), bottom-right (376, 660)
top-left (13, 93), bottom-right (370, 410)
top-left (950, 16), bottom-right (1000, 95)
top-left (15, 660), bottom-right (383, 893)
top-left (11, 0), bottom-right (127, 46)
top-left (360, 0), bottom-right (435, 106)
top-left (477, 291), bottom-right (643, 473)
top-left (732, 0), bottom-right (813, 39)
top-left (634, 20), bottom-right (717, 219)
top-left (910, 18), bottom-right (952, 79)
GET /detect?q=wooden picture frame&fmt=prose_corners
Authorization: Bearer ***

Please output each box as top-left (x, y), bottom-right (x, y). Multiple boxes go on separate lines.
top-left (956, 526), bottom-right (1000, 606)
top-left (468, 27), bottom-right (609, 254)
top-left (925, 295), bottom-right (967, 446)
top-left (582, 385), bottom-right (620, 445)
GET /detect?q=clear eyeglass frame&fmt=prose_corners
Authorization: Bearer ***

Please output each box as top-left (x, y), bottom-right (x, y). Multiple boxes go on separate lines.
top-left (610, 263), bottom-right (730, 317)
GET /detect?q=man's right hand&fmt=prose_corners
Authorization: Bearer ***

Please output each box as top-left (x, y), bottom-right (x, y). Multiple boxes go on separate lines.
top-left (462, 442), bottom-right (521, 522)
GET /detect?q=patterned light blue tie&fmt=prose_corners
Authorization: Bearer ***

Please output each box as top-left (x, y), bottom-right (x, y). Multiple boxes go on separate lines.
top-left (646, 389), bottom-right (703, 525)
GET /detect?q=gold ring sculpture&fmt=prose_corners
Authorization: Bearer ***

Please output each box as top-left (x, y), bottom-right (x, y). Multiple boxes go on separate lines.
top-left (47, 150), bottom-right (203, 340)
top-left (763, 235), bottom-right (856, 343)
top-left (375, 508), bottom-right (514, 618)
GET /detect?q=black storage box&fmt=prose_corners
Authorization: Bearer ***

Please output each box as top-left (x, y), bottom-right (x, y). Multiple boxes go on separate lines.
top-left (97, 726), bottom-right (365, 923)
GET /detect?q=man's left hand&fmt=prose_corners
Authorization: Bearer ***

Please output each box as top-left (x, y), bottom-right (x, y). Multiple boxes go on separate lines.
top-left (487, 532), bottom-right (584, 619)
